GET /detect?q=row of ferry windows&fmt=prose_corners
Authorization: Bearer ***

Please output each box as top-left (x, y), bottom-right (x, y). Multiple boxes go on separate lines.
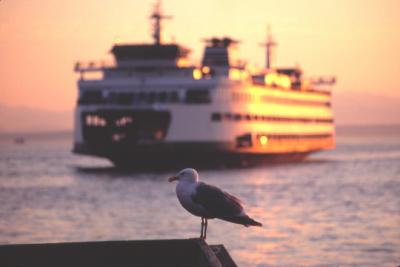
top-left (232, 92), bottom-right (331, 107)
top-left (79, 90), bottom-right (178, 104)
top-left (211, 112), bottom-right (334, 124)
top-left (79, 90), bottom-right (211, 105)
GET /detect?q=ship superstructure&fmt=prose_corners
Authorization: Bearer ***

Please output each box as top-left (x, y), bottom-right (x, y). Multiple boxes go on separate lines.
top-left (73, 3), bottom-right (335, 167)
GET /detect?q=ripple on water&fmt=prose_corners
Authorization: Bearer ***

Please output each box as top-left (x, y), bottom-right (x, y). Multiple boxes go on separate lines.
top-left (0, 131), bottom-right (400, 266)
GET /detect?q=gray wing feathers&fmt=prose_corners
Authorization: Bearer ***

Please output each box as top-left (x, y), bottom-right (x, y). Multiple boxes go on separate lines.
top-left (191, 182), bottom-right (244, 217)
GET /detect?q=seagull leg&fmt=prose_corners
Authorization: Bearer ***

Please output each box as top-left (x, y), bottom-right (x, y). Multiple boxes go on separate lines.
top-left (200, 217), bottom-right (204, 239)
top-left (204, 218), bottom-right (208, 240)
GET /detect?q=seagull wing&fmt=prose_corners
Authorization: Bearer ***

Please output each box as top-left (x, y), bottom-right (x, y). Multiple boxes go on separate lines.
top-left (192, 182), bottom-right (263, 227)
top-left (191, 182), bottom-right (244, 218)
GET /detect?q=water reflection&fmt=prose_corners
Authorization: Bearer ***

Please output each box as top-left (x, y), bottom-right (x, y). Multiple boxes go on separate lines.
top-left (0, 130), bottom-right (399, 266)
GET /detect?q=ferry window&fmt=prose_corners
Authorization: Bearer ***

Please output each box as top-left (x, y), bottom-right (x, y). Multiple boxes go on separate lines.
top-left (84, 114), bottom-right (107, 127)
top-left (236, 133), bottom-right (252, 148)
top-left (224, 113), bottom-right (232, 120)
top-left (138, 92), bottom-right (146, 102)
top-left (244, 114), bottom-right (251, 120)
top-left (117, 93), bottom-right (133, 105)
top-left (127, 93), bottom-right (136, 103)
top-left (79, 90), bottom-right (103, 104)
top-left (147, 92), bottom-right (156, 103)
top-left (159, 92), bottom-right (167, 103)
top-left (127, 93), bottom-right (135, 104)
top-left (234, 114), bottom-right (242, 121)
top-left (169, 92), bottom-right (179, 102)
top-left (107, 92), bottom-right (118, 104)
top-left (130, 93), bottom-right (137, 103)
top-left (211, 113), bottom-right (222, 121)
top-left (185, 89), bottom-right (211, 104)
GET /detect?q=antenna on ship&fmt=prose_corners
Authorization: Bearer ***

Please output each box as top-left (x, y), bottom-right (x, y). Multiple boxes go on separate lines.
top-left (150, 0), bottom-right (172, 45)
top-left (259, 25), bottom-right (277, 69)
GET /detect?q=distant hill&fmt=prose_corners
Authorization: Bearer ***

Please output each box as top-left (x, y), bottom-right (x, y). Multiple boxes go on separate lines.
top-left (0, 90), bottom-right (399, 133)
top-left (0, 104), bottom-right (73, 133)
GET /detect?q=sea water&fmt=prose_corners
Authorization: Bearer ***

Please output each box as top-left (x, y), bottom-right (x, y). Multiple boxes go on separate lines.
top-left (0, 126), bottom-right (399, 267)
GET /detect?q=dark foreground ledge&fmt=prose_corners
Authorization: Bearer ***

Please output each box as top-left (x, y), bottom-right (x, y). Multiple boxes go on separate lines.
top-left (0, 238), bottom-right (237, 267)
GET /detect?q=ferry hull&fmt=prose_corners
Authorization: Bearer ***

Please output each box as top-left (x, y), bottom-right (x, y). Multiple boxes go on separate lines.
top-left (73, 141), bottom-right (326, 169)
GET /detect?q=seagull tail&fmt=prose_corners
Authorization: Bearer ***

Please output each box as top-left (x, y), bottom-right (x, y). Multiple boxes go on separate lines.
top-left (222, 215), bottom-right (263, 227)
top-left (246, 217), bottom-right (263, 227)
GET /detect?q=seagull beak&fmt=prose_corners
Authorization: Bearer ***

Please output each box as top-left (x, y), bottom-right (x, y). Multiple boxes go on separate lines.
top-left (168, 176), bottom-right (178, 182)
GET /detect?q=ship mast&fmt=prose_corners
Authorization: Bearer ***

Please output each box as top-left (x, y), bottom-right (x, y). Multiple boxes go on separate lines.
top-left (259, 25), bottom-right (277, 69)
top-left (150, 0), bottom-right (172, 45)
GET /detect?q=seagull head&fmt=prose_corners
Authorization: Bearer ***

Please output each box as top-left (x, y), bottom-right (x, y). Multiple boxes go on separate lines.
top-left (168, 168), bottom-right (199, 183)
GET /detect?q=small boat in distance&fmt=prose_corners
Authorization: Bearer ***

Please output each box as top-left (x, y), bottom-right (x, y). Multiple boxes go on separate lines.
top-left (14, 137), bottom-right (25, 145)
top-left (73, 2), bottom-right (336, 168)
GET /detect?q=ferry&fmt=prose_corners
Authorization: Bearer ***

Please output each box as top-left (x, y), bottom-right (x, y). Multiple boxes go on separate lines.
top-left (73, 3), bottom-right (336, 168)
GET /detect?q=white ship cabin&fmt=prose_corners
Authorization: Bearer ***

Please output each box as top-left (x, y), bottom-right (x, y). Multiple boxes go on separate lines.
top-left (75, 35), bottom-right (332, 108)
top-left (75, 36), bottom-right (245, 106)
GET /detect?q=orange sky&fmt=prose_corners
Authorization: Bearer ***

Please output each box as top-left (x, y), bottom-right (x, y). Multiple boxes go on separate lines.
top-left (1, 0), bottom-right (400, 126)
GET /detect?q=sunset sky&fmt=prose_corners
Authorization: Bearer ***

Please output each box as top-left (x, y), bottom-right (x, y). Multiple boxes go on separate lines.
top-left (1, 0), bottom-right (400, 129)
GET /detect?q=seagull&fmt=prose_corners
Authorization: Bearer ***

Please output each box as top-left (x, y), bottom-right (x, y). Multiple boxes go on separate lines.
top-left (168, 168), bottom-right (262, 239)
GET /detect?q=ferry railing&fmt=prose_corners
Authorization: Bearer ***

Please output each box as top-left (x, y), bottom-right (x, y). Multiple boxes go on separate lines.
top-left (309, 76), bottom-right (336, 86)
top-left (74, 61), bottom-right (115, 72)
